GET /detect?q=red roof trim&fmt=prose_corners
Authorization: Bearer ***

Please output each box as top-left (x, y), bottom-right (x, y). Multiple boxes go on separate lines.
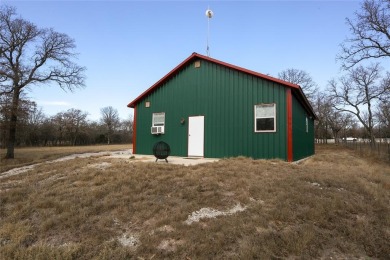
top-left (127, 53), bottom-right (316, 120)
top-left (196, 53), bottom-right (301, 89)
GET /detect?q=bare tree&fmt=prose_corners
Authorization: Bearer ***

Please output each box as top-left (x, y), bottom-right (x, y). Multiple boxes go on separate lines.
top-left (339, 0), bottom-right (390, 69)
top-left (62, 108), bottom-right (88, 146)
top-left (328, 63), bottom-right (390, 145)
top-left (327, 110), bottom-right (355, 143)
top-left (119, 114), bottom-right (134, 143)
top-left (50, 112), bottom-right (66, 145)
top-left (100, 106), bottom-right (120, 144)
top-left (313, 92), bottom-right (332, 142)
top-left (20, 101), bottom-right (46, 146)
top-left (0, 6), bottom-right (86, 158)
top-left (312, 92), bottom-right (354, 143)
top-left (278, 68), bottom-right (318, 103)
top-left (27, 106), bottom-right (48, 146)
top-left (0, 91), bottom-right (36, 147)
top-left (376, 99), bottom-right (390, 137)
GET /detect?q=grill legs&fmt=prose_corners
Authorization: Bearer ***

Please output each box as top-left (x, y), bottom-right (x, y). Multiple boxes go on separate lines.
top-left (155, 158), bottom-right (168, 163)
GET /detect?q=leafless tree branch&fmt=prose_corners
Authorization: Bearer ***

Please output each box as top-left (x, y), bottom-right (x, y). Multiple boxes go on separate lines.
top-left (278, 68), bottom-right (318, 104)
top-left (338, 0), bottom-right (390, 69)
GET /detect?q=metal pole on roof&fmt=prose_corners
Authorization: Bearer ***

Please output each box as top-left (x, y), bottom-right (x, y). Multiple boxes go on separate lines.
top-left (205, 8), bottom-right (213, 57)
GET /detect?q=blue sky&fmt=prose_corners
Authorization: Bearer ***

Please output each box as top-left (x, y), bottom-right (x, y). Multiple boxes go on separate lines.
top-left (2, 0), bottom-right (362, 121)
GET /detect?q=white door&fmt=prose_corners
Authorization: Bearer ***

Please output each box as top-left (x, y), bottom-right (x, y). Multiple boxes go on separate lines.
top-left (188, 116), bottom-right (204, 157)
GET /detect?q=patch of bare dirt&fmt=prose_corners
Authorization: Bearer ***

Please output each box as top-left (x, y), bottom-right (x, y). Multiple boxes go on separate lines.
top-left (185, 203), bottom-right (247, 225)
top-left (157, 239), bottom-right (185, 252)
top-left (87, 162), bottom-right (112, 170)
top-left (117, 233), bottom-right (139, 248)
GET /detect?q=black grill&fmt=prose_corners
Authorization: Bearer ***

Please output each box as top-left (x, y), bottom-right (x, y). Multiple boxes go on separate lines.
top-left (153, 141), bottom-right (170, 162)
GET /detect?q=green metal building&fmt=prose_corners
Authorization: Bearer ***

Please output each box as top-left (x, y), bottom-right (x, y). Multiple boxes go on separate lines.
top-left (128, 53), bottom-right (317, 161)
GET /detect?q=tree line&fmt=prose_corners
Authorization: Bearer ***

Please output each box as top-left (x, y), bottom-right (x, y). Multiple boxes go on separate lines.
top-left (0, 97), bottom-right (133, 147)
top-left (279, 65), bottom-right (390, 144)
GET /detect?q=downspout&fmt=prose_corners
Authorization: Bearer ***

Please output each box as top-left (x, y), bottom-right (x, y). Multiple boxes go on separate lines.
top-left (286, 88), bottom-right (293, 162)
top-left (132, 106), bottom-right (137, 154)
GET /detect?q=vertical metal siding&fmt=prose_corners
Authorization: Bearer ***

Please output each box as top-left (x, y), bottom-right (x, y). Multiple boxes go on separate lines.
top-left (292, 94), bottom-right (315, 160)
top-left (135, 60), bottom-right (288, 160)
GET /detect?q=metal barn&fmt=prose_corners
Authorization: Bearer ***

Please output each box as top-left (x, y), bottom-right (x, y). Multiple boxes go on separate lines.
top-left (128, 53), bottom-right (317, 161)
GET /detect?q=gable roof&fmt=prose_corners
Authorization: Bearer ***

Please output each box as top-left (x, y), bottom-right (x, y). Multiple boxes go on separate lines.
top-left (127, 52), bottom-right (317, 119)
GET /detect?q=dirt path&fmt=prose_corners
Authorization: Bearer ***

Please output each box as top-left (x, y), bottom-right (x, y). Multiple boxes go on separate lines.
top-left (0, 150), bottom-right (219, 179)
top-left (0, 150), bottom-right (132, 179)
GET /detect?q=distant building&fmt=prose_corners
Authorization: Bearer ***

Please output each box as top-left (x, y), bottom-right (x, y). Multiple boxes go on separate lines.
top-left (128, 53), bottom-right (317, 161)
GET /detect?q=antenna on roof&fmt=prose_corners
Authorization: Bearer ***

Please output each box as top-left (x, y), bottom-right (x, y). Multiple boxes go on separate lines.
top-left (205, 7), bottom-right (213, 57)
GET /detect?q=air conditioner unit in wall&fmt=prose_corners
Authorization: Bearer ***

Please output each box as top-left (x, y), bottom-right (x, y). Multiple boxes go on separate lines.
top-left (151, 126), bottom-right (165, 134)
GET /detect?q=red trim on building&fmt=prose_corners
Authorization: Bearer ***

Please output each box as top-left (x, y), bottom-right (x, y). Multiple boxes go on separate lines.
top-left (286, 88), bottom-right (293, 162)
top-left (127, 53), bottom-right (304, 108)
top-left (198, 53), bottom-right (300, 89)
top-left (132, 106), bottom-right (137, 154)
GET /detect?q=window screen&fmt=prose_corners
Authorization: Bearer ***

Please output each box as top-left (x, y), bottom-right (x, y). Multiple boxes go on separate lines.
top-left (152, 112), bottom-right (165, 126)
top-left (255, 104), bottom-right (276, 132)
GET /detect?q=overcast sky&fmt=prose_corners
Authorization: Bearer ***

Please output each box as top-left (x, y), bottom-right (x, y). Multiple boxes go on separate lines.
top-left (2, 0), bottom-right (365, 121)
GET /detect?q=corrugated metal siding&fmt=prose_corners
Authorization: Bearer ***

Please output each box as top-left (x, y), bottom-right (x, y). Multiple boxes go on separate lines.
top-left (135, 59), bottom-right (288, 160)
top-left (292, 93), bottom-right (315, 160)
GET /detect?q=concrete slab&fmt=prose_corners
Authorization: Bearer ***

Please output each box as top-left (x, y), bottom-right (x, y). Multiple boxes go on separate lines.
top-left (107, 150), bottom-right (219, 166)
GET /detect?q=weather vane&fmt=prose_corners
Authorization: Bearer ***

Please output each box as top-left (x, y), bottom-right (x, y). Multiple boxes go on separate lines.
top-left (205, 8), bottom-right (213, 57)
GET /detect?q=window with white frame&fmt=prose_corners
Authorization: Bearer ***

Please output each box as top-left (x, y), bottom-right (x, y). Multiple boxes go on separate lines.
top-left (306, 117), bottom-right (308, 133)
top-left (152, 112), bottom-right (165, 127)
top-left (254, 104), bottom-right (276, 132)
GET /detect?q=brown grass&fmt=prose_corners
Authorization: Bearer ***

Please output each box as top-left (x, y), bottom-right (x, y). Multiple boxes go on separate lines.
top-left (0, 144), bottom-right (389, 259)
top-left (0, 144), bottom-right (131, 173)
top-left (343, 141), bottom-right (390, 163)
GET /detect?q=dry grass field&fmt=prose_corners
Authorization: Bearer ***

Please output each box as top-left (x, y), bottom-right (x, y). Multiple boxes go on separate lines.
top-left (0, 144), bottom-right (131, 173)
top-left (0, 145), bottom-right (389, 259)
